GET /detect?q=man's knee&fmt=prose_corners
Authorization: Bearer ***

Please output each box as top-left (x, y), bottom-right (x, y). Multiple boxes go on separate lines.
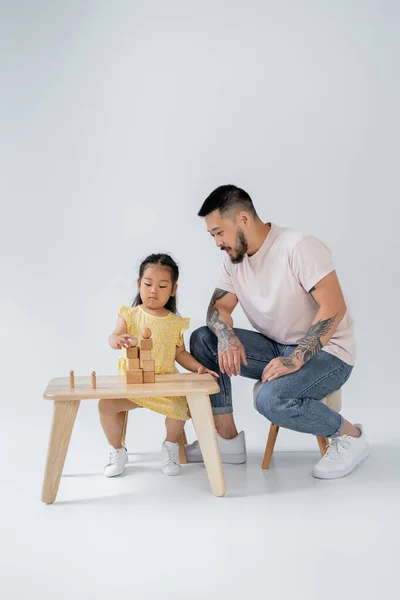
top-left (255, 383), bottom-right (287, 422)
top-left (190, 326), bottom-right (217, 359)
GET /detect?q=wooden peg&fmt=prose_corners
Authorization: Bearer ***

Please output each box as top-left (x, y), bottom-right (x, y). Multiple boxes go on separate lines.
top-left (69, 370), bottom-right (75, 388)
top-left (128, 336), bottom-right (138, 347)
top-left (91, 371), bottom-right (96, 389)
top-left (141, 327), bottom-right (152, 339)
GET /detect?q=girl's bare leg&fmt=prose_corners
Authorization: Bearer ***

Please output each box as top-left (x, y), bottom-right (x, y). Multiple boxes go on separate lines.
top-left (98, 398), bottom-right (139, 448)
top-left (165, 417), bottom-right (185, 443)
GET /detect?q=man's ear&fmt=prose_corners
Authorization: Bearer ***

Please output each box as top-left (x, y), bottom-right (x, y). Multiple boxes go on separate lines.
top-left (238, 211), bottom-right (250, 227)
top-left (171, 283), bottom-right (178, 297)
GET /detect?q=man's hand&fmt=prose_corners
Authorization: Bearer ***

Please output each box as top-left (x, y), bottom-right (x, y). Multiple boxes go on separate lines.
top-left (262, 355), bottom-right (303, 382)
top-left (218, 332), bottom-right (248, 377)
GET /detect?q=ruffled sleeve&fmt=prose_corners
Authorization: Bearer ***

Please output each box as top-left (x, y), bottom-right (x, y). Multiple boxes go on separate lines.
top-left (176, 317), bottom-right (191, 347)
top-left (118, 304), bottom-right (132, 323)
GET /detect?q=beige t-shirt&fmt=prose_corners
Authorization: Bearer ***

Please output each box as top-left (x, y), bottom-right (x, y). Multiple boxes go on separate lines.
top-left (217, 223), bottom-right (355, 366)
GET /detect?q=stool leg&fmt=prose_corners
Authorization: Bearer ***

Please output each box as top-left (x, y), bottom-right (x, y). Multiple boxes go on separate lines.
top-left (178, 429), bottom-right (188, 464)
top-left (316, 436), bottom-right (329, 456)
top-left (120, 411), bottom-right (129, 447)
top-left (262, 423), bottom-right (280, 469)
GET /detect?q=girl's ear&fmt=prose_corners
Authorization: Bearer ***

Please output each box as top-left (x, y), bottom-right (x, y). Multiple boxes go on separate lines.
top-left (137, 278), bottom-right (141, 289)
top-left (171, 283), bottom-right (178, 297)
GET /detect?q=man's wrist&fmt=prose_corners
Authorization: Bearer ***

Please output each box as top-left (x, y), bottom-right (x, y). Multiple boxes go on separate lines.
top-left (283, 352), bottom-right (303, 368)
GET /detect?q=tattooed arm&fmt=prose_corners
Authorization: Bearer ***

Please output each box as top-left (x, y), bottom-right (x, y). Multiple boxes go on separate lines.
top-left (206, 288), bottom-right (247, 377)
top-left (263, 271), bottom-right (347, 382)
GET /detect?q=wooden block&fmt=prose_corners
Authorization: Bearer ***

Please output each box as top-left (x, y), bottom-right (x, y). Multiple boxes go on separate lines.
top-left (123, 347), bottom-right (139, 359)
top-left (126, 369), bottom-right (143, 384)
top-left (142, 360), bottom-right (155, 372)
top-left (141, 328), bottom-right (152, 339)
top-left (127, 358), bottom-right (140, 369)
top-left (140, 338), bottom-right (153, 350)
top-left (143, 371), bottom-right (155, 383)
top-left (140, 350), bottom-right (152, 361)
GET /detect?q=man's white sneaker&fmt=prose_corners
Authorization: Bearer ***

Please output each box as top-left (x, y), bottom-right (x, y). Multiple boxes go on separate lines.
top-left (184, 431), bottom-right (247, 464)
top-left (162, 441), bottom-right (181, 476)
top-left (104, 446), bottom-right (128, 477)
top-left (312, 424), bottom-right (370, 479)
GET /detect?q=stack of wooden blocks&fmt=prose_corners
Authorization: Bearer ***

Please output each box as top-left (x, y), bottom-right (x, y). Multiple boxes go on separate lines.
top-left (124, 328), bottom-right (155, 384)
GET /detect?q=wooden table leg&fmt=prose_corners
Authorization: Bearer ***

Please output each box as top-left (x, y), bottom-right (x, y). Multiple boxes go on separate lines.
top-left (186, 394), bottom-right (226, 497)
top-left (41, 400), bottom-right (80, 504)
top-left (120, 411), bottom-right (129, 447)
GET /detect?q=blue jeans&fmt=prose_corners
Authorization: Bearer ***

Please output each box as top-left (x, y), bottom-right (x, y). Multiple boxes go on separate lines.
top-left (190, 327), bottom-right (353, 438)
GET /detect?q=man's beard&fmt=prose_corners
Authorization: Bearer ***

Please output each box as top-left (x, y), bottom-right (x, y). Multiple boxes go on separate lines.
top-left (229, 229), bottom-right (248, 264)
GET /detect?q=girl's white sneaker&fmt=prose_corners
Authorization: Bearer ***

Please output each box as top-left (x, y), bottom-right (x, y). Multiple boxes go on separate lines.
top-left (104, 446), bottom-right (128, 477)
top-left (162, 441), bottom-right (181, 476)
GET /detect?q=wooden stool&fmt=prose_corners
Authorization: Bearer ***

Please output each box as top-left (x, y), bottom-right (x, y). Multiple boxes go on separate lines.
top-left (252, 381), bottom-right (342, 469)
top-left (41, 373), bottom-right (226, 503)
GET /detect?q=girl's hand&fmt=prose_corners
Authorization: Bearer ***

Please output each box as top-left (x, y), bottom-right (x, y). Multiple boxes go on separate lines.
top-left (197, 365), bottom-right (219, 381)
top-left (109, 334), bottom-right (135, 350)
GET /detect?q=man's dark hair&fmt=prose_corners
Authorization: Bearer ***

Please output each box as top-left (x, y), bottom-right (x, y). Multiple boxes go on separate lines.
top-left (198, 185), bottom-right (257, 219)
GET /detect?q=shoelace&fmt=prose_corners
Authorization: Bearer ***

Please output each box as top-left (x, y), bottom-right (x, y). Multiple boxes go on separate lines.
top-left (108, 448), bottom-right (122, 465)
top-left (324, 436), bottom-right (351, 460)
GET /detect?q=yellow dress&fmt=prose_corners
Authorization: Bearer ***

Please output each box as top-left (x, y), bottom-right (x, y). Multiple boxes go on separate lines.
top-left (117, 304), bottom-right (191, 421)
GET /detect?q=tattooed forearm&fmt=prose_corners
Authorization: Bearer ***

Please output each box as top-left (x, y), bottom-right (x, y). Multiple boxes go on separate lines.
top-left (291, 314), bottom-right (338, 365)
top-left (206, 288), bottom-right (237, 351)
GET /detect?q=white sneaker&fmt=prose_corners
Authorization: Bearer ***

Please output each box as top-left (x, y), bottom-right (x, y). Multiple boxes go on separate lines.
top-left (312, 424), bottom-right (370, 479)
top-left (185, 431), bottom-right (247, 464)
top-left (104, 446), bottom-right (128, 477)
top-left (162, 441), bottom-right (181, 476)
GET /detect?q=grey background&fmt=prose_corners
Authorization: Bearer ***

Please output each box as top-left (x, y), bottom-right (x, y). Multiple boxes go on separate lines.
top-left (1, 0), bottom-right (399, 453)
top-left (1, 2), bottom-right (400, 599)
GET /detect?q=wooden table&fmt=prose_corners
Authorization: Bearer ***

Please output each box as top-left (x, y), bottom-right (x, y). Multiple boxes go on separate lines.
top-left (41, 373), bottom-right (226, 503)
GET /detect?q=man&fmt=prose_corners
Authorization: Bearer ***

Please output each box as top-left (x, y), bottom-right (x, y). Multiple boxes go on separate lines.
top-left (186, 184), bottom-right (369, 479)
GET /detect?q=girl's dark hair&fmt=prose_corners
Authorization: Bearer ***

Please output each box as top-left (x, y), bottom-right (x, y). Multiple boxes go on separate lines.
top-left (132, 253), bottom-right (179, 314)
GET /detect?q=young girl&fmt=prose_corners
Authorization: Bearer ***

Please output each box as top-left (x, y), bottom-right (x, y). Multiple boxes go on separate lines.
top-left (98, 253), bottom-right (218, 477)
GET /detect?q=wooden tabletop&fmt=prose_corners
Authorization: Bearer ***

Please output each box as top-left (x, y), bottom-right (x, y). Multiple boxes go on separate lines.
top-left (44, 372), bottom-right (220, 401)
